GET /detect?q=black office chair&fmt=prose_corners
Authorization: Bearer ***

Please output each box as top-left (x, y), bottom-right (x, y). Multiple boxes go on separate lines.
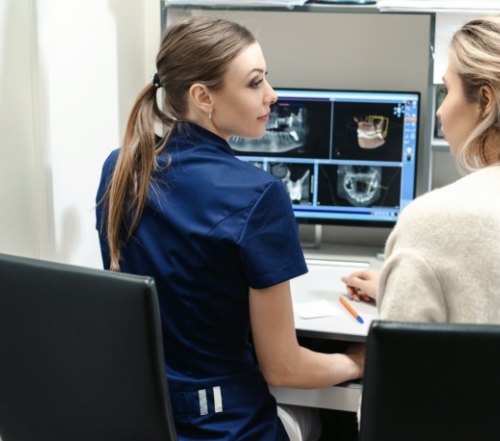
top-left (359, 320), bottom-right (500, 441)
top-left (0, 253), bottom-right (177, 441)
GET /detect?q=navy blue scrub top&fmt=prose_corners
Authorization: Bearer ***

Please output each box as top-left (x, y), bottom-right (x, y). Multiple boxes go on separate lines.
top-left (96, 122), bottom-right (308, 440)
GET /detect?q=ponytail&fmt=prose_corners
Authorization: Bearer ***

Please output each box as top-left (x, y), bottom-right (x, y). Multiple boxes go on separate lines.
top-left (104, 81), bottom-right (174, 271)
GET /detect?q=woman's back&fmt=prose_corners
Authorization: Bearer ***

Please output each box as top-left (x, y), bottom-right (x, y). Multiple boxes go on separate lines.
top-left (97, 122), bottom-right (306, 381)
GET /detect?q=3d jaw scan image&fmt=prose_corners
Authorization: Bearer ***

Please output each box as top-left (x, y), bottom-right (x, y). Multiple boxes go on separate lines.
top-left (333, 101), bottom-right (405, 162)
top-left (354, 115), bottom-right (389, 149)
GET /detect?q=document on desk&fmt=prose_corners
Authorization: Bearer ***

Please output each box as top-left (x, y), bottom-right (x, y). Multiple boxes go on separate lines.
top-left (291, 262), bottom-right (378, 342)
top-left (294, 300), bottom-right (344, 319)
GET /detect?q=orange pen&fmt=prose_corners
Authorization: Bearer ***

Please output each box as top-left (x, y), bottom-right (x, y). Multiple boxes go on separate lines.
top-left (339, 296), bottom-right (364, 324)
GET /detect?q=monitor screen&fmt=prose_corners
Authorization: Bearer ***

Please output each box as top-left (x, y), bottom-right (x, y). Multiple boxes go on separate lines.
top-left (229, 88), bottom-right (420, 227)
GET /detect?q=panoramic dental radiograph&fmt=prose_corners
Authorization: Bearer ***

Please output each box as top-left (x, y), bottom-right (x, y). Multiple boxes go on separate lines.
top-left (229, 103), bottom-right (309, 153)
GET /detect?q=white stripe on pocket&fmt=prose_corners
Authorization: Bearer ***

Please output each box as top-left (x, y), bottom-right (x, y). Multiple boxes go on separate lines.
top-left (198, 389), bottom-right (208, 415)
top-left (213, 386), bottom-right (223, 413)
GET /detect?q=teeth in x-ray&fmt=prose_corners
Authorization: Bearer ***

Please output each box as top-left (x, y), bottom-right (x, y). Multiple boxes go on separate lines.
top-left (285, 169), bottom-right (310, 203)
top-left (271, 163), bottom-right (311, 203)
top-left (229, 107), bottom-right (308, 153)
top-left (338, 165), bottom-right (381, 207)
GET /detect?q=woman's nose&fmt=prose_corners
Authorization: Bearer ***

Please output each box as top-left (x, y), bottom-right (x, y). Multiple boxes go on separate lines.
top-left (268, 91), bottom-right (277, 106)
top-left (265, 81), bottom-right (277, 105)
top-left (436, 102), bottom-right (443, 119)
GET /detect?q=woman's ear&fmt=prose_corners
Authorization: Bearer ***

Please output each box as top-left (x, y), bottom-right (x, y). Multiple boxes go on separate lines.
top-left (479, 83), bottom-right (495, 117)
top-left (188, 83), bottom-right (213, 115)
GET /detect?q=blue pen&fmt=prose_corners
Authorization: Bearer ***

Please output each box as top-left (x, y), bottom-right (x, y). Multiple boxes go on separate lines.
top-left (339, 296), bottom-right (364, 324)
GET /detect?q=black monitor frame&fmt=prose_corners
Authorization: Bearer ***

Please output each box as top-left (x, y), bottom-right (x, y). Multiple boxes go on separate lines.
top-left (230, 87), bottom-right (421, 229)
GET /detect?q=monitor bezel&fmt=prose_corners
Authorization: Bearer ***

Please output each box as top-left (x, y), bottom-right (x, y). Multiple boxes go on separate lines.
top-left (238, 86), bottom-right (421, 229)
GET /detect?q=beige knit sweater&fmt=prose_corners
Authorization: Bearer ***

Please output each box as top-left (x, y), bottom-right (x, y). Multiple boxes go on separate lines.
top-left (378, 165), bottom-right (500, 323)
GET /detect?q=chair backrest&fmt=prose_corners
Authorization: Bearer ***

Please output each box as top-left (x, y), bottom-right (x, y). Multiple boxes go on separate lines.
top-left (359, 319), bottom-right (500, 441)
top-left (0, 253), bottom-right (177, 441)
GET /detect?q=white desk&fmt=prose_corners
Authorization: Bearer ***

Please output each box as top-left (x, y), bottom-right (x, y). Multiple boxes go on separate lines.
top-left (292, 260), bottom-right (378, 343)
top-left (271, 252), bottom-right (381, 412)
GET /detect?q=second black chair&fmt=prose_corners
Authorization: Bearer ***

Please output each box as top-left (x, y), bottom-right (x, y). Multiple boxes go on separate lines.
top-left (359, 319), bottom-right (500, 441)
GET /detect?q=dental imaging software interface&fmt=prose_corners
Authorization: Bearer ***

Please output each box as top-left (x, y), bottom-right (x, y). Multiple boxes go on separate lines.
top-left (229, 88), bottom-right (420, 226)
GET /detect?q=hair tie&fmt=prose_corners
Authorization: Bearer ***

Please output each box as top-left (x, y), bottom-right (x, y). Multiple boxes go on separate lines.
top-left (152, 73), bottom-right (161, 89)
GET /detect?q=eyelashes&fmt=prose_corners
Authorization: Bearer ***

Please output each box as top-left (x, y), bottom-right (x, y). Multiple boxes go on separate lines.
top-left (250, 78), bottom-right (264, 88)
top-left (249, 71), bottom-right (269, 89)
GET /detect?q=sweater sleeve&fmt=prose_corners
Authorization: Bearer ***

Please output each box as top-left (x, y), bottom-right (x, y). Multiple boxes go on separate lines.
top-left (378, 247), bottom-right (447, 322)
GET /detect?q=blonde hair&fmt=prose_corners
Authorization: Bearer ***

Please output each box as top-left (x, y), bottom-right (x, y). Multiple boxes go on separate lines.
top-left (102, 17), bottom-right (255, 270)
top-left (449, 15), bottom-right (500, 171)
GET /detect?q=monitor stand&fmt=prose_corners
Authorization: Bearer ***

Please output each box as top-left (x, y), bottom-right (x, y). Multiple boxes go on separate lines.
top-left (301, 224), bottom-right (322, 249)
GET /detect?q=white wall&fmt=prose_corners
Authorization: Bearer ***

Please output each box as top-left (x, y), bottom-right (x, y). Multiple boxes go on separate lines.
top-left (0, 0), bottom-right (41, 259)
top-left (0, 0), bottom-right (160, 267)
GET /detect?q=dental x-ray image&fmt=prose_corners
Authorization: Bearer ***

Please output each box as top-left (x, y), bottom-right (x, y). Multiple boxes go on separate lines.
top-left (232, 104), bottom-right (308, 153)
top-left (332, 101), bottom-right (405, 162)
top-left (269, 162), bottom-right (313, 205)
top-left (229, 99), bottom-right (331, 159)
top-left (317, 164), bottom-right (401, 208)
top-left (339, 165), bottom-right (382, 206)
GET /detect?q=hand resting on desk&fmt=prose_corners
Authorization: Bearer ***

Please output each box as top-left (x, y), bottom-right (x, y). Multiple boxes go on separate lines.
top-left (341, 269), bottom-right (379, 303)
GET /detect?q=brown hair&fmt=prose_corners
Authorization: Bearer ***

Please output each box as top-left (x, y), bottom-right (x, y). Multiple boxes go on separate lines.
top-left (449, 15), bottom-right (500, 171)
top-left (103, 17), bottom-right (256, 270)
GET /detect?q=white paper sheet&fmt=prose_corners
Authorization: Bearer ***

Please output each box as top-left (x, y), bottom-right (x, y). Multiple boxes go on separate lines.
top-left (294, 300), bottom-right (343, 319)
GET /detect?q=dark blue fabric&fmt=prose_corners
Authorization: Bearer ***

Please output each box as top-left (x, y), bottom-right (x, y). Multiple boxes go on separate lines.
top-left (96, 121), bottom-right (307, 441)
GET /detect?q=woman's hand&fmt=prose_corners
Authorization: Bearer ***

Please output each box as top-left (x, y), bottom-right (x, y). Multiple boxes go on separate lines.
top-left (344, 343), bottom-right (365, 378)
top-left (340, 269), bottom-right (379, 302)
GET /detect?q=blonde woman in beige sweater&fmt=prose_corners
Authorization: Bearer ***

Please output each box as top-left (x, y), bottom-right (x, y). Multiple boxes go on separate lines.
top-left (341, 15), bottom-right (500, 323)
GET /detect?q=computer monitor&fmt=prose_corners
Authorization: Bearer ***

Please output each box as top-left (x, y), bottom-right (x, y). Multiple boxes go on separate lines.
top-left (0, 253), bottom-right (177, 441)
top-left (229, 88), bottom-right (420, 228)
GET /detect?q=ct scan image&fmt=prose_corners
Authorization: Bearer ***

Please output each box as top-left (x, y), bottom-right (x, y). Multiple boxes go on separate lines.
top-left (317, 164), bottom-right (402, 208)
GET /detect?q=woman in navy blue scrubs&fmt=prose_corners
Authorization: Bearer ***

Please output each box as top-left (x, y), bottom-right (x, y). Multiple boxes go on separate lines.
top-left (96, 16), bottom-right (364, 441)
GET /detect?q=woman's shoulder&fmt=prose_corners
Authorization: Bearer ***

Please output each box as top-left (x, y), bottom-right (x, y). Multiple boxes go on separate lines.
top-left (401, 166), bottom-right (500, 221)
top-left (390, 166), bottom-right (500, 249)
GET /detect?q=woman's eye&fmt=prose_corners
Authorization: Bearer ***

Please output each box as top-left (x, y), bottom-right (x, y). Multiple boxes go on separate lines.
top-left (251, 78), bottom-right (264, 88)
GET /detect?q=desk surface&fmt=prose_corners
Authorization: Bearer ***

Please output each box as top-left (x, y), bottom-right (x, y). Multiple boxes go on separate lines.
top-left (271, 245), bottom-right (382, 412)
top-left (292, 256), bottom-right (380, 342)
